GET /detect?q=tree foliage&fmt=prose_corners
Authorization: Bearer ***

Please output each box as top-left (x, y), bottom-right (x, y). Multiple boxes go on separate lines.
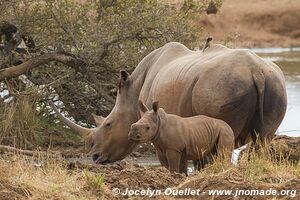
top-left (0, 0), bottom-right (220, 125)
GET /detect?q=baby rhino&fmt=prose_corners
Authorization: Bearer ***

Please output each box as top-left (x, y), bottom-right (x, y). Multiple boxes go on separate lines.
top-left (128, 101), bottom-right (235, 174)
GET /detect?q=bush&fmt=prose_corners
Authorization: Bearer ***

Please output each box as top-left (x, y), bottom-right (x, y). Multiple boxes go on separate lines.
top-left (0, 0), bottom-right (218, 124)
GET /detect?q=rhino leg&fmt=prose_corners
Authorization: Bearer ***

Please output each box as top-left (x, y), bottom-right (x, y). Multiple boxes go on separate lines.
top-left (179, 148), bottom-right (188, 175)
top-left (192, 160), bottom-right (199, 170)
top-left (248, 74), bottom-right (287, 145)
top-left (215, 130), bottom-right (235, 161)
top-left (260, 91), bottom-right (286, 143)
top-left (193, 157), bottom-right (209, 171)
top-left (179, 160), bottom-right (187, 175)
top-left (157, 151), bottom-right (168, 169)
top-left (166, 149), bottom-right (181, 173)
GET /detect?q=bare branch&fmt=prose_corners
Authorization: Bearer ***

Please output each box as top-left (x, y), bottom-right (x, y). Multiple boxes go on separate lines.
top-left (0, 52), bottom-right (116, 104)
top-left (0, 53), bottom-right (85, 81)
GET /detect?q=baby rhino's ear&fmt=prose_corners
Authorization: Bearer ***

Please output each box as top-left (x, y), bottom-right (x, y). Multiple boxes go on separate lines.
top-left (119, 70), bottom-right (130, 89)
top-left (152, 101), bottom-right (159, 113)
top-left (92, 114), bottom-right (105, 126)
top-left (138, 100), bottom-right (149, 116)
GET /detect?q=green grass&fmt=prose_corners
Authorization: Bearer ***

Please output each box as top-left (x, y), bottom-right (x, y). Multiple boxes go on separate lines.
top-left (83, 170), bottom-right (105, 191)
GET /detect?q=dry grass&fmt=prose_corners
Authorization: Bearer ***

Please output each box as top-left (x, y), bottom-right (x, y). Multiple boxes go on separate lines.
top-left (0, 153), bottom-right (110, 200)
top-left (0, 94), bottom-right (38, 149)
top-left (0, 93), bottom-right (81, 151)
top-left (198, 140), bottom-right (300, 182)
top-left (0, 94), bottom-right (99, 199)
top-left (0, 137), bottom-right (299, 200)
top-left (177, 140), bottom-right (300, 199)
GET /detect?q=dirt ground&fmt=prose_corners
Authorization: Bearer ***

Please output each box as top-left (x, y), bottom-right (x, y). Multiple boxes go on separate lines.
top-left (69, 160), bottom-right (186, 194)
top-left (198, 0), bottom-right (300, 47)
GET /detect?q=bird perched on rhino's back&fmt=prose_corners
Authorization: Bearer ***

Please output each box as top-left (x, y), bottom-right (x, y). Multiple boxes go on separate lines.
top-left (128, 100), bottom-right (235, 174)
top-left (202, 36), bottom-right (213, 52)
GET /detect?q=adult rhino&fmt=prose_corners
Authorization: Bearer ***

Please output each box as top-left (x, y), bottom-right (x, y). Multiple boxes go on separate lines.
top-left (50, 42), bottom-right (287, 164)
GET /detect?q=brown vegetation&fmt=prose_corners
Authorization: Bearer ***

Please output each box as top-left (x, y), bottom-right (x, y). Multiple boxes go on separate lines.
top-left (0, 0), bottom-right (205, 126)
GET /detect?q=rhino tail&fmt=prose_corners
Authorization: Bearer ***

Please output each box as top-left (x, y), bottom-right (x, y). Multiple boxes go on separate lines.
top-left (252, 70), bottom-right (265, 125)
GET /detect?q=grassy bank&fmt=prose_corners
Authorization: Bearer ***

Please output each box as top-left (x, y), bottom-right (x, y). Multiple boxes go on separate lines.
top-left (0, 136), bottom-right (299, 200)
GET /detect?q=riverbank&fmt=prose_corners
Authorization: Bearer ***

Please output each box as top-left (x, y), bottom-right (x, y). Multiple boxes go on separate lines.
top-left (197, 0), bottom-right (300, 48)
top-left (1, 135), bottom-right (299, 199)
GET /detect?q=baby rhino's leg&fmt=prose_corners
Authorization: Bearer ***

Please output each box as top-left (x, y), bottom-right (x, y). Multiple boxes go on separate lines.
top-left (217, 128), bottom-right (235, 159)
top-left (180, 148), bottom-right (188, 175)
top-left (192, 160), bottom-right (199, 170)
top-left (157, 151), bottom-right (168, 168)
top-left (166, 149), bottom-right (181, 173)
top-left (193, 157), bottom-right (209, 171)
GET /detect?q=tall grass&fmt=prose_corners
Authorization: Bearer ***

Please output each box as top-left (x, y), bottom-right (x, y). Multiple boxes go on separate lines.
top-left (0, 94), bottom-right (39, 149)
top-left (197, 140), bottom-right (300, 184)
top-left (0, 91), bottom-right (82, 150)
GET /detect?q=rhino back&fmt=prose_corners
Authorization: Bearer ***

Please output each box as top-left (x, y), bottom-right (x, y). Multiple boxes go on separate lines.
top-left (139, 43), bottom-right (232, 113)
top-left (138, 42), bottom-right (286, 146)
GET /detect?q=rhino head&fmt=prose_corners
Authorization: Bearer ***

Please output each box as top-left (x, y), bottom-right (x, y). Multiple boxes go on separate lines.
top-left (50, 70), bottom-right (140, 164)
top-left (128, 100), bottom-right (160, 143)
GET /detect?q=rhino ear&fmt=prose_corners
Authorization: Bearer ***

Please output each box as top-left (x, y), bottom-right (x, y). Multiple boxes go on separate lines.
top-left (92, 113), bottom-right (105, 126)
top-left (119, 70), bottom-right (130, 88)
top-left (138, 100), bottom-right (149, 116)
top-left (152, 101), bottom-right (159, 113)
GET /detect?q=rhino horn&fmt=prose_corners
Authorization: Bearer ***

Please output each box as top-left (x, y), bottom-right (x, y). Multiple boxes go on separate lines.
top-left (49, 101), bottom-right (91, 138)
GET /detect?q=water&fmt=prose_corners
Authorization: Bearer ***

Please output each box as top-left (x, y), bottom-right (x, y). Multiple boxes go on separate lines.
top-left (252, 48), bottom-right (300, 137)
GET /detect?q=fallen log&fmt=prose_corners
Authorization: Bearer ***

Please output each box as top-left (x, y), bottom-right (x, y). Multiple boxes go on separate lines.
top-left (0, 144), bottom-right (59, 156)
top-left (0, 144), bottom-right (35, 156)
